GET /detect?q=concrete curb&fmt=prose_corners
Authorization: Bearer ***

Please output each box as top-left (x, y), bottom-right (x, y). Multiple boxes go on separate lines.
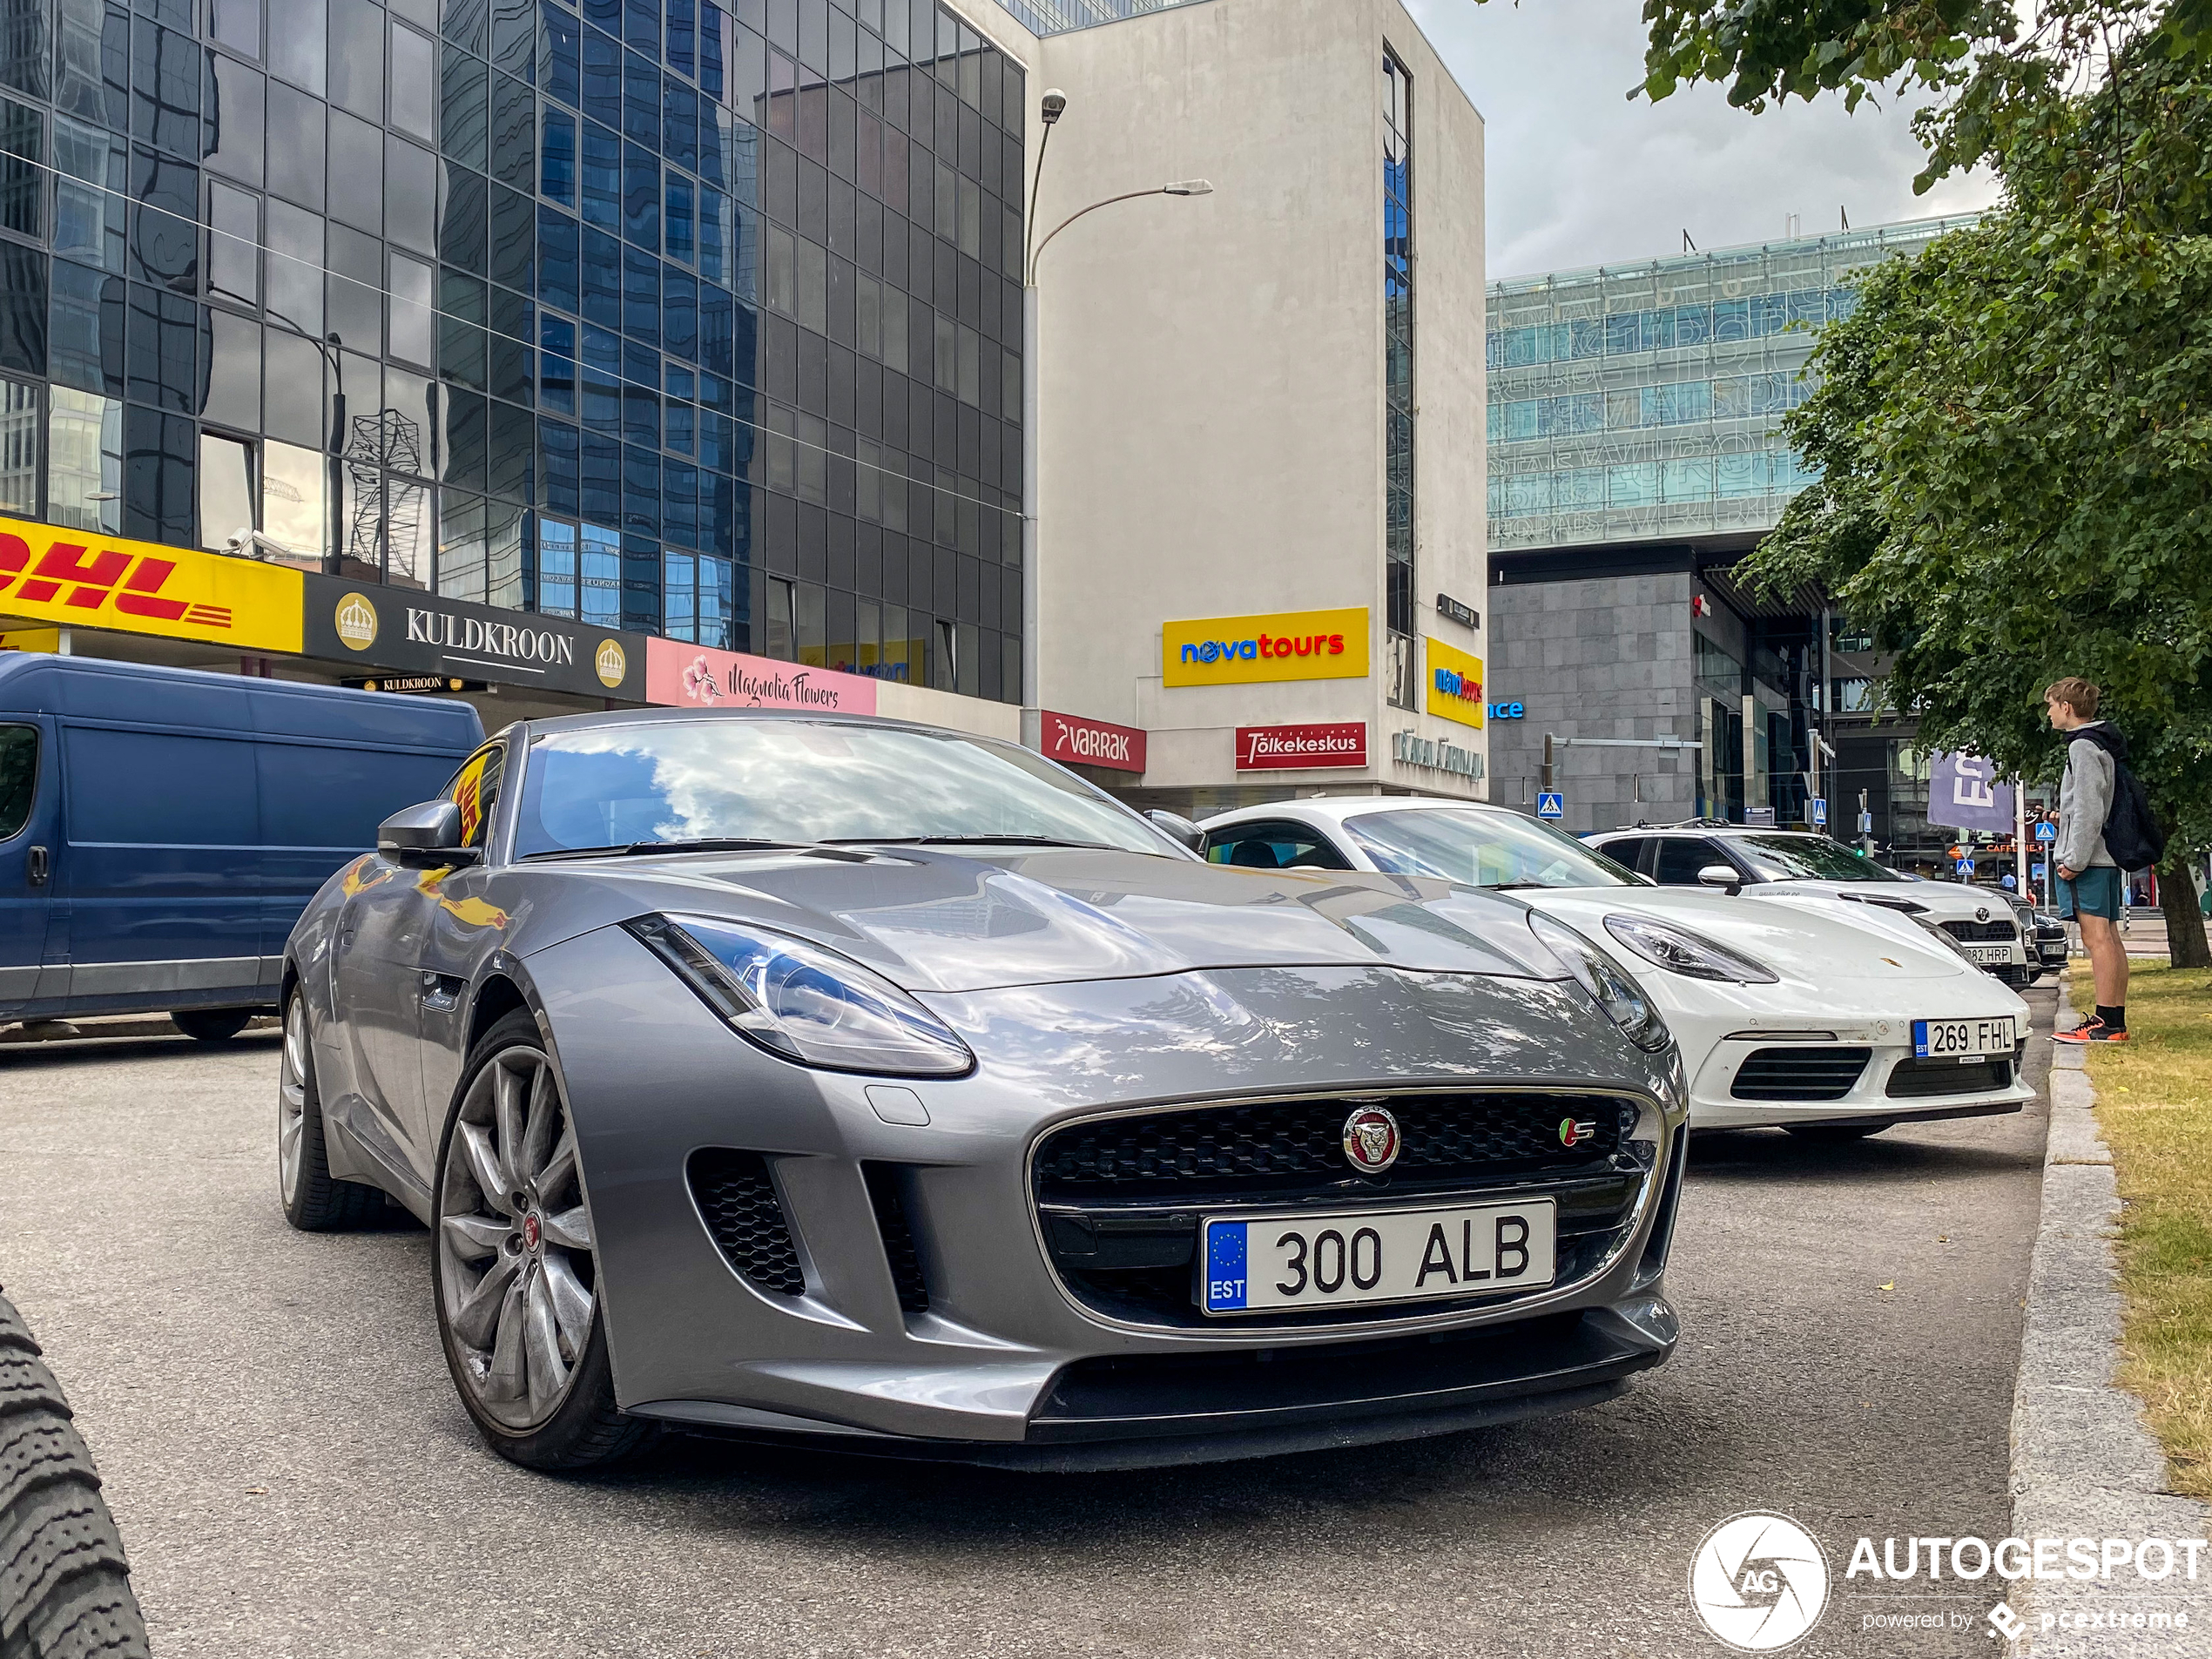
top-left (2013, 981), bottom-right (2212, 1655)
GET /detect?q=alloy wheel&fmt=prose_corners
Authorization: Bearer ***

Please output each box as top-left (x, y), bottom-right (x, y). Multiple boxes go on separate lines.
top-left (278, 997), bottom-right (309, 1204)
top-left (435, 1045), bottom-right (597, 1430)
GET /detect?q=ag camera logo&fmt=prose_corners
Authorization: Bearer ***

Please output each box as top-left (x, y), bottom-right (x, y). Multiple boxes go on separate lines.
top-left (1689, 1512), bottom-right (1830, 1651)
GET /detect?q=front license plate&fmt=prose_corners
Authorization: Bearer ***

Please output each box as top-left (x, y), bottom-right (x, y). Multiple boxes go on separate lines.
top-left (1913, 1016), bottom-right (2016, 1059)
top-left (1962, 944), bottom-right (2014, 965)
top-left (1201, 1200), bottom-right (1557, 1316)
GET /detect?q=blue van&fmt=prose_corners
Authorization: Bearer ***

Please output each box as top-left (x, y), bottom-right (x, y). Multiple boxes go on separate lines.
top-left (0, 655), bottom-right (483, 1038)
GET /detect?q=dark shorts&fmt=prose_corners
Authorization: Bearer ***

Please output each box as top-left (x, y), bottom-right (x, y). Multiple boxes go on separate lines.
top-left (2058, 865), bottom-right (2123, 922)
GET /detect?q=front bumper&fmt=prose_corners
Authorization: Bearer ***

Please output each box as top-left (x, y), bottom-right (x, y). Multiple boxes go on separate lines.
top-left (526, 932), bottom-right (1689, 1465)
top-left (1688, 1027), bottom-right (2033, 1130)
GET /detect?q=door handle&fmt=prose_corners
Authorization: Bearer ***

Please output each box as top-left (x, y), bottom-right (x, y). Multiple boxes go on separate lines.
top-left (26, 846), bottom-right (47, 887)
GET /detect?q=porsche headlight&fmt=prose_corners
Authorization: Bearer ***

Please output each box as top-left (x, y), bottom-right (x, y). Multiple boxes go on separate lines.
top-left (1527, 913), bottom-right (1673, 1054)
top-left (627, 914), bottom-right (974, 1077)
top-left (1602, 914), bottom-right (1779, 984)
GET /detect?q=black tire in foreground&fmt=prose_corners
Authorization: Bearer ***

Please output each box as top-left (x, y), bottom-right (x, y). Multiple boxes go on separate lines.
top-left (0, 1291), bottom-right (150, 1659)
top-left (170, 1009), bottom-right (253, 1042)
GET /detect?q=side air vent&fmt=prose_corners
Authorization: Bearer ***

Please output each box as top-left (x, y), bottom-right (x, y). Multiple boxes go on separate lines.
top-left (686, 1150), bottom-right (805, 1295)
top-left (863, 1163), bottom-right (931, 1313)
top-left (1730, 1048), bottom-right (1872, 1102)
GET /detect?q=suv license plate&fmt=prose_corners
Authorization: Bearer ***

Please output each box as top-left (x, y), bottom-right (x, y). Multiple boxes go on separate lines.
top-left (1201, 1200), bottom-right (1557, 1316)
top-left (1913, 1016), bottom-right (2015, 1059)
top-left (1962, 944), bottom-right (2013, 965)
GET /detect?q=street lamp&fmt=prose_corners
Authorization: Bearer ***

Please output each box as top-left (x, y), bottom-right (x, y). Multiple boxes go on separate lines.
top-left (1018, 86), bottom-right (1214, 750)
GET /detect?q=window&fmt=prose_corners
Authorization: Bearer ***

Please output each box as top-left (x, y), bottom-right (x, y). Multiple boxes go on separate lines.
top-left (537, 516), bottom-right (577, 615)
top-left (1831, 676), bottom-right (1877, 713)
top-left (765, 572), bottom-right (794, 658)
top-left (1596, 836), bottom-right (1651, 876)
top-left (1653, 838), bottom-right (1728, 885)
top-left (259, 439), bottom-right (324, 560)
top-left (206, 179), bottom-right (259, 306)
top-left (1204, 821), bottom-right (1352, 872)
top-left (444, 742), bottom-right (505, 848)
top-left (45, 385), bottom-right (120, 530)
top-left (0, 375), bottom-right (35, 514)
top-left (578, 521), bottom-right (619, 624)
top-left (0, 725), bottom-right (37, 842)
top-left (0, 98), bottom-right (42, 239)
top-left (198, 430), bottom-right (254, 549)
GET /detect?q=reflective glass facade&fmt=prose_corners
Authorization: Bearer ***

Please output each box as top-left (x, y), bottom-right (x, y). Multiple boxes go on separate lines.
top-left (1382, 46), bottom-right (1413, 708)
top-left (1485, 216), bottom-right (1973, 552)
top-left (986, 0), bottom-right (1206, 38)
top-left (0, 0), bottom-right (1025, 697)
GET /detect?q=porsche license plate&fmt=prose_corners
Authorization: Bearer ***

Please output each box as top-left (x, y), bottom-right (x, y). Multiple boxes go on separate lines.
top-left (1913, 1016), bottom-right (2015, 1059)
top-left (1201, 1200), bottom-right (1556, 1316)
top-left (1961, 944), bottom-right (2013, 966)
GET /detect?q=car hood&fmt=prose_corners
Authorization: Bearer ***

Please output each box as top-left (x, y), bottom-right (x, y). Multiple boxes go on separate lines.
top-left (510, 846), bottom-right (1568, 994)
top-left (1520, 885), bottom-right (1970, 984)
top-left (1750, 879), bottom-right (2006, 925)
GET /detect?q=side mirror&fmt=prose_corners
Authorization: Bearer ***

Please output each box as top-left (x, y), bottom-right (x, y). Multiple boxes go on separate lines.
top-left (1697, 863), bottom-right (1743, 896)
top-left (378, 799), bottom-right (475, 865)
top-left (1147, 809), bottom-right (1206, 853)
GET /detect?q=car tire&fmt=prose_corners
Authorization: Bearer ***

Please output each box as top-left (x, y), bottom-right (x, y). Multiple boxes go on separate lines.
top-left (1784, 1122), bottom-right (1892, 1141)
top-left (430, 1010), bottom-right (658, 1473)
top-left (278, 993), bottom-right (385, 1232)
top-left (171, 1008), bottom-right (253, 1042)
top-left (0, 1290), bottom-right (152, 1659)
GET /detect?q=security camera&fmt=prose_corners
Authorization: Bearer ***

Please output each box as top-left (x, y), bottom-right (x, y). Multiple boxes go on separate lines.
top-left (222, 529), bottom-right (298, 562)
top-left (1041, 88), bottom-right (1068, 125)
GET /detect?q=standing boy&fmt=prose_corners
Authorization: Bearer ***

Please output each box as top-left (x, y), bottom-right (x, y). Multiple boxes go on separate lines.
top-left (2046, 678), bottom-right (2129, 1042)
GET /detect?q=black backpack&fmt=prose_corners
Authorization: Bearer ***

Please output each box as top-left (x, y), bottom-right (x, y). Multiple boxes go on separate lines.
top-left (2104, 761), bottom-right (2167, 872)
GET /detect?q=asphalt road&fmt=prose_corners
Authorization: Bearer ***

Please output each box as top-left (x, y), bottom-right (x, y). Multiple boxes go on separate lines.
top-left (1, 992), bottom-right (2059, 1659)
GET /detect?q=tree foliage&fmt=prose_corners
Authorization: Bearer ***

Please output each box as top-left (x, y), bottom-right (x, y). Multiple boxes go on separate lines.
top-left (1637, 0), bottom-right (2212, 955)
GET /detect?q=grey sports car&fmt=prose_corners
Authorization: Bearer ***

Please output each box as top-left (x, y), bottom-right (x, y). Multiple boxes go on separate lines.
top-left (280, 709), bottom-right (1689, 1470)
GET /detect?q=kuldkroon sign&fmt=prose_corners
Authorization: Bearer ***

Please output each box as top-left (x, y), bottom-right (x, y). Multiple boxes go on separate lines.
top-left (301, 574), bottom-right (644, 701)
top-left (1161, 607), bottom-right (1369, 687)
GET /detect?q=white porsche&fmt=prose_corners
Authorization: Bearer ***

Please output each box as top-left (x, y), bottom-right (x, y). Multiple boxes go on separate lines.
top-left (1198, 799), bottom-right (2033, 1139)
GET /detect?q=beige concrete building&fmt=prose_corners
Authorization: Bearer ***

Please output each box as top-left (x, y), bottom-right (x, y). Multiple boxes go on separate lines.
top-left (974, 0), bottom-right (1489, 812)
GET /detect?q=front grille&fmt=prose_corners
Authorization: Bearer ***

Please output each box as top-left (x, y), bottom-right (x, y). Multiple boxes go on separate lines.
top-left (864, 1163), bottom-right (930, 1313)
top-left (1886, 1056), bottom-right (2013, 1099)
top-left (686, 1150), bottom-right (805, 1295)
top-left (1034, 1091), bottom-right (1649, 1329)
top-left (1035, 1091), bottom-right (1635, 1205)
top-left (1940, 920), bottom-right (2018, 943)
top-left (1730, 1047), bottom-right (1871, 1102)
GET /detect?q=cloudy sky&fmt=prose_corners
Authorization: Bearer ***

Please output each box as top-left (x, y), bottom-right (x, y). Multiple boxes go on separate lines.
top-left (1403, 0), bottom-right (2001, 279)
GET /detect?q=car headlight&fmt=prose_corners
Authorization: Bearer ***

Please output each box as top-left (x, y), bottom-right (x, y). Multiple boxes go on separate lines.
top-left (1527, 913), bottom-right (1673, 1054)
top-left (626, 914), bottom-right (974, 1077)
top-left (1601, 914), bottom-right (1779, 984)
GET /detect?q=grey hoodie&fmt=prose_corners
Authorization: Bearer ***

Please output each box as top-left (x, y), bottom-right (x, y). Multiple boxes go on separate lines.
top-left (2056, 723), bottom-right (2117, 873)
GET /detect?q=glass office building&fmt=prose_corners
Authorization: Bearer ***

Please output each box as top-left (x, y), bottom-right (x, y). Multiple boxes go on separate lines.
top-left (1486, 217), bottom-right (1967, 552)
top-left (1483, 214), bottom-right (1979, 856)
top-left (0, 0), bottom-right (1027, 698)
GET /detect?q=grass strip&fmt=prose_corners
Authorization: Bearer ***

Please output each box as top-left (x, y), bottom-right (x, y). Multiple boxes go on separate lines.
top-left (2075, 961), bottom-right (2212, 1498)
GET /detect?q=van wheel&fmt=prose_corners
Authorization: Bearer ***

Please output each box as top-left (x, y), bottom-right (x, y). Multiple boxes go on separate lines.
top-left (278, 994), bottom-right (384, 1231)
top-left (1784, 1122), bottom-right (1892, 1141)
top-left (172, 1009), bottom-right (252, 1042)
top-left (0, 1291), bottom-right (152, 1659)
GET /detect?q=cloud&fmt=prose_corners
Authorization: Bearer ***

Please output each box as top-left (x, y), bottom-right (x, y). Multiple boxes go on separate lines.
top-left (1405, 0), bottom-right (2001, 279)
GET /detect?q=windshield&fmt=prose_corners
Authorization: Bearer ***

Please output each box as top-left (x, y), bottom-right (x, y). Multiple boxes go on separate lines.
top-left (1343, 808), bottom-right (1638, 889)
top-left (1734, 834), bottom-right (1904, 882)
top-left (513, 720), bottom-right (1176, 859)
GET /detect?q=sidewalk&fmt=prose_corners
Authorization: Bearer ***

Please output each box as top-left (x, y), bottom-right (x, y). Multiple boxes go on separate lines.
top-left (2013, 982), bottom-right (2212, 1655)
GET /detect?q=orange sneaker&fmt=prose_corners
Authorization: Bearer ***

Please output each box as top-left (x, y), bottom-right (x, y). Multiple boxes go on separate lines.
top-left (2054, 1019), bottom-right (2129, 1044)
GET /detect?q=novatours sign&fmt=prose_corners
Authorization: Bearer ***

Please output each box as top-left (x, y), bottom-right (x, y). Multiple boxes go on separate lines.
top-left (1162, 607), bottom-right (1369, 687)
top-left (1424, 635), bottom-right (1486, 731)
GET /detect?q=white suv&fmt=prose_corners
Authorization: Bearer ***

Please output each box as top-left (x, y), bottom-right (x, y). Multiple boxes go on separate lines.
top-left (1582, 826), bottom-right (2036, 986)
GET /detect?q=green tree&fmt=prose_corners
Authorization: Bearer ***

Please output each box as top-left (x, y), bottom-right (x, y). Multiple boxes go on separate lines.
top-left (1643, 0), bottom-right (2212, 962)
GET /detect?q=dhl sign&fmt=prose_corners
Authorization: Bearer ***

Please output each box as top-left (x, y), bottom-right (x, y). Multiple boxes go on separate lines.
top-left (0, 514), bottom-right (303, 653)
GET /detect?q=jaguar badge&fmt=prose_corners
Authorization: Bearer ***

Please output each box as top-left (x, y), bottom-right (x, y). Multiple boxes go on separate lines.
top-left (1342, 1106), bottom-right (1401, 1174)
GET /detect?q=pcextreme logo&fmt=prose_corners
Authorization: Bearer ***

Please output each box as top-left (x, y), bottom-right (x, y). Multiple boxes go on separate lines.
top-left (1162, 607), bottom-right (1370, 688)
top-left (0, 515), bottom-right (304, 653)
